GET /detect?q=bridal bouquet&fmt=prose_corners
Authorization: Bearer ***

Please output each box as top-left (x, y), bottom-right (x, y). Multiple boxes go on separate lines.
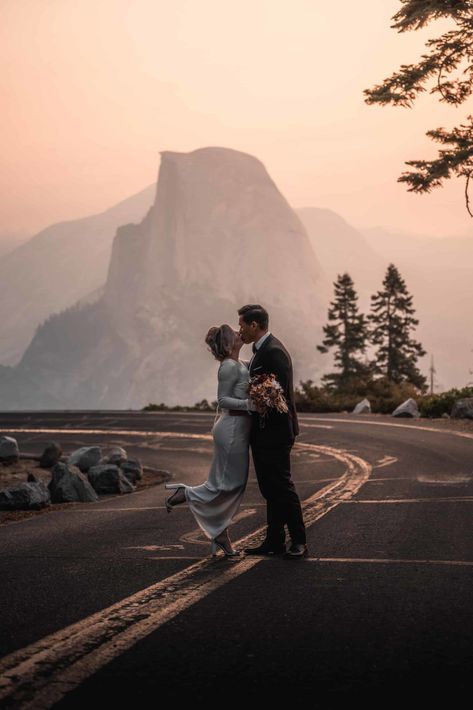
top-left (248, 373), bottom-right (288, 428)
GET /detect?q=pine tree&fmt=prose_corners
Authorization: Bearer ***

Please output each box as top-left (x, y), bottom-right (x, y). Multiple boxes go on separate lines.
top-left (368, 263), bottom-right (427, 389)
top-left (317, 273), bottom-right (369, 389)
top-left (363, 0), bottom-right (473, 216)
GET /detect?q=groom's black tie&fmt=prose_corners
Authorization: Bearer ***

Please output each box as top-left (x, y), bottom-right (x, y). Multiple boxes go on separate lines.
top-left (252, 342), bottom-right (257, 354)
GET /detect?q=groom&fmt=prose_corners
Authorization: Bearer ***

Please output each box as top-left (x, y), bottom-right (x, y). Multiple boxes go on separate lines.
top-left (237, 304), bottom-right (308, 559)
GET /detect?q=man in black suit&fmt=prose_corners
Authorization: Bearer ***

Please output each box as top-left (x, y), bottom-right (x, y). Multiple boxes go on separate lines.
top-left (237, 304), bottom-right (308, 559)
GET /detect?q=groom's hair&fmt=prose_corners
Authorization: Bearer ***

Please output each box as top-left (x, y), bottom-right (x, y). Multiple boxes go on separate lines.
top-left (238, 304), bottom-right (269, 329)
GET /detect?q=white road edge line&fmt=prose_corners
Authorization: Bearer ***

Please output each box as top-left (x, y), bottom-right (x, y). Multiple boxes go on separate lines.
top-left (0, 442), bottom-right (371, 709)
top-left (342, 497), bottom-right (473, 504)
top-left (306, 557), bottom-right (473, 567)
top-left (299, 417), bottom-right (473, 441)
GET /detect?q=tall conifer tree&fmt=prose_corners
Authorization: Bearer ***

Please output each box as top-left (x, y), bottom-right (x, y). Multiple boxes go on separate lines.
top-left (364, 0), bottom-right (473, 216)
top-left (368, 263), bottom-right (427, 389)
top-left (317, 273), bottom-right (369, 389)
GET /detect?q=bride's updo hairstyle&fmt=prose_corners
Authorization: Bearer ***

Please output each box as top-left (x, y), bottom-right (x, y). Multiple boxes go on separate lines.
top-left (205, 324), bottom-right (235, 362)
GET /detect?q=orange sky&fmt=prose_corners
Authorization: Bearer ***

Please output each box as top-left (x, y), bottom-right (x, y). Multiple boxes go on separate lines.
top-left (1, 0), bottom-right (471, 238)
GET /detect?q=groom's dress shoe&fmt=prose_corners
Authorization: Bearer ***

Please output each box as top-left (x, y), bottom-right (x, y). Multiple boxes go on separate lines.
top-left (243, 543), bottom-right (286, 556)
top-left (283, 543), bottom-right (309, 559)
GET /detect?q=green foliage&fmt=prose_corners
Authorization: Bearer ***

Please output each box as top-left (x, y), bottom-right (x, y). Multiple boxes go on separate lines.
top-left (363, 0), bottom-right (473, 216)
top-left (418, 386), bottom-right (473, 417)
top-left (142, 399), bottom-right (217, 412)
top-left (296, 378), bottom-right (473, 418)
top-left (294, 379), bottom-right (343, 413)
top-left (194, 399), bottom-right (216, 411)
top-left (317, 273), bottom-right (370, 388)
top-left (295, 376), bottom-right (421, 414)
top-left (368, 264), bottom-right (427, 390)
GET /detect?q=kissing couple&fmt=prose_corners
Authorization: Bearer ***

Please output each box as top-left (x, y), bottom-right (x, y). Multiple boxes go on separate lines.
top-left (165, 303), bottom-right (308, 560)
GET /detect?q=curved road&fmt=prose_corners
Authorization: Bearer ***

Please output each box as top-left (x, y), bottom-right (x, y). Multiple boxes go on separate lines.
top-left (0, 411), bottom-right (471, 707)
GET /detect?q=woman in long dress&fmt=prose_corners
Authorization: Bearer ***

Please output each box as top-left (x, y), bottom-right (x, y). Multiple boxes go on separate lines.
top-left (164, 324), bottom-right (256, 557)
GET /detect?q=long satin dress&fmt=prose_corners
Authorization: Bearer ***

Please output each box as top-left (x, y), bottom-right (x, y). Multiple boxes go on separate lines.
top-left (182, 357), bottom-right (252, 540)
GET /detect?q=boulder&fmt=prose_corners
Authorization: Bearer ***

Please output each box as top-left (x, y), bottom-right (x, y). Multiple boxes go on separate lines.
top-left (87, 464), bottom-right (136, 494)
top-left (120, 459), bottom-right (143, 483)
top-left (451, 397), bottom-right (473, 419)
top-left (353, 399), bottom-right (371, 414)
top-left (68, 446), bottom-right (102, 472)
top-left (392, 398), bottom-right (420, 418)
top-left (0, 474), bottom-right (51, 510)
top-left (107, 447), bottom-right (128, 465)
top-left (39, 441), bottom-right (63, 468)
top-left (0, 436), bottom-right (19, 465)
top-left (49, 462), bottom-right (99, 503)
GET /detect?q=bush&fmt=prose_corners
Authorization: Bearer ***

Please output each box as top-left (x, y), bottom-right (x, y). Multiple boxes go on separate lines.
top-left (418, 387), bottom-right (473, 418)
top-left (142, 399), bottom-right (217, 412)
top-left (194, 399), bottom-right (216, 411)
top-left (295, 376), bottom-right (421, 414)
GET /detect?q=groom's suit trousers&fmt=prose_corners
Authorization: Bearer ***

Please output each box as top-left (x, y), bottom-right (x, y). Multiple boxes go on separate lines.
top-left (251, 441), bottom-right (306, 546)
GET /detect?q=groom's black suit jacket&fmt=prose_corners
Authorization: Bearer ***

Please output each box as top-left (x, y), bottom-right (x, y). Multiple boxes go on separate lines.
top-left (248, 333), bottom-right (299, 446)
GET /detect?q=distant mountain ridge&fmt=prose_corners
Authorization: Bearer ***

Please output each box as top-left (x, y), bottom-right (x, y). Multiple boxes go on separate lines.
top-left (1, 153), bottom-right (471, 409)
top-left (0, 147), bottom-right (327, 409)
top-left (0, 184), bottom-right (156, 365)
top-left (0, 230), bottom-right (31, 259)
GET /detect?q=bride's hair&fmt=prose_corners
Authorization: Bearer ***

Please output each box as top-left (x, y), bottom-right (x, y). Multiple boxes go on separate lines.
top-left (205, 324), bottom-right (236, 362)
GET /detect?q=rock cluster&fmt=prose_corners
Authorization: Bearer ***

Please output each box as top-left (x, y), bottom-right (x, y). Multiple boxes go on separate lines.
top-left (0, 439), bottom-right (144, 510)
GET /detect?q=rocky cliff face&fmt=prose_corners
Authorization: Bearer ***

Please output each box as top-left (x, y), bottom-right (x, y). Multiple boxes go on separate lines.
top-left (0, 147), bottom-right (327, 409)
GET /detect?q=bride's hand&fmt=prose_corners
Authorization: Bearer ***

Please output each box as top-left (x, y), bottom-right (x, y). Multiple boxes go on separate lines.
top-left (247, 397), bottom-right (259, 412)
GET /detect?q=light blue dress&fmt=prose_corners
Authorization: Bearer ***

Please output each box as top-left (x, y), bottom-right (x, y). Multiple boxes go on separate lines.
top-left (182, 358), bottom-right (252, 540)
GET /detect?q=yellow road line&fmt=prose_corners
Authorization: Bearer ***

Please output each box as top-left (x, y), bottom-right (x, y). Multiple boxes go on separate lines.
top-left (0, 443), bottom-right (371, 708)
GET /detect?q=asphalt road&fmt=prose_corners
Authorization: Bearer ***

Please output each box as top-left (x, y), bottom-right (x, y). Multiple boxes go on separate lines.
top-left (0, 411), bottom-right (472, 708)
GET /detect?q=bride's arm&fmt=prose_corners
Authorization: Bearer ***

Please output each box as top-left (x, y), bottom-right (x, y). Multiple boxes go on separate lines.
top-left (217, 360), bottom-right (256, 411)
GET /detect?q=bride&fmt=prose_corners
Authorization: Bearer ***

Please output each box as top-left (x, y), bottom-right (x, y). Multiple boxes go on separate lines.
top-left (164, 323), bottom-right (256, 557)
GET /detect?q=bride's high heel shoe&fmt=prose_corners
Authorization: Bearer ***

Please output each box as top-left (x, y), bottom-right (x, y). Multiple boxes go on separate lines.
top-left (210, 531), bottom-right (241, 558)
top-left (164, 483), bottom-right (186, 513)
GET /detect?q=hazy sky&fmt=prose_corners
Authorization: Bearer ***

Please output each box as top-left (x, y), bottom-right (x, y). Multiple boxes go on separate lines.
top-left (1, 0), bottom-right (471, 238)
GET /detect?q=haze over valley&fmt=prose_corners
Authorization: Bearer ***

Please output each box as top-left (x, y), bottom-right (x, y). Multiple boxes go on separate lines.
top-left (0, 147), bottom-right (471, 409)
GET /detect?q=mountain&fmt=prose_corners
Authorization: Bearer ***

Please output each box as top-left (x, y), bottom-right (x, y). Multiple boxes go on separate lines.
top-left (0, 147), bottom-right (328, 409)
top-left (0, 184), bottom-right (155, 366)
top-left (0, 230), bottom-right (31, 258)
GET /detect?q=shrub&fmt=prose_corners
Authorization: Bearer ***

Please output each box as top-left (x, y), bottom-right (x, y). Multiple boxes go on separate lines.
top-left (295, 376), bottom-right (421, 414)
top-left (142, 400), bottom-right (217, 412)
top-left (418, 387), bottom-right (473, 418)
